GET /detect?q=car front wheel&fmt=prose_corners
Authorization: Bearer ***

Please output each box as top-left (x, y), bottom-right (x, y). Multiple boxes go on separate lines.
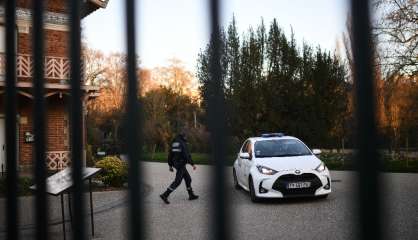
top-left (318, 194), bottom-right (328, 199)
top-left (249, 177), bottom-right (260, 203)
top-left (233, 168), bottom-right (240, 190)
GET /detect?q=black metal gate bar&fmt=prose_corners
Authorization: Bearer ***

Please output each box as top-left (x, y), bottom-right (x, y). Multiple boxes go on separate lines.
top-left (60, 194), bottom-right (67, 240)
top-left (4, 0), bottom-right (18, 239)
top-left (207, 0), bottom-right (231, 239)
top-left (350, 0), bottom-right (383, 239)
top-left (68, 0), bottom-right (86, 239)
top-left (89, 178), bottom-right (95, 236)
top-left (0, 1), bottom-right (389, 239)
top-left (124, 0), bottom-right (145, 239)
top-left (32, 0), bottom-right (48, 239)
top-left (68, 193), bottom-right (73, 228)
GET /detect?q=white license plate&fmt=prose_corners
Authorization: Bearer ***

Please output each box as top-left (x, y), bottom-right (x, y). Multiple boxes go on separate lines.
top-left (287, 182), bottom-right (311, 189)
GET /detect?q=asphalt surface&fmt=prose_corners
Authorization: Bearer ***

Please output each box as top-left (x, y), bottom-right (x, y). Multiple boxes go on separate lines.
top-left (1, 162), bottom-right (418, 240)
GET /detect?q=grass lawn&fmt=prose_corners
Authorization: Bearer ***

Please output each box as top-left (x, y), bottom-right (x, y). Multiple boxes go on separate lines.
top-left (143, 152), bottom-right (235, 165)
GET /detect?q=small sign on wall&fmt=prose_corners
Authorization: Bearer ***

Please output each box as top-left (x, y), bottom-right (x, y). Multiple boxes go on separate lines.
top-left (25, 132), bottom-right (34, 143)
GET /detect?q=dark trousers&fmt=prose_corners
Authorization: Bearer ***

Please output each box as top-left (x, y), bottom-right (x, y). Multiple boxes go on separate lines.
top-left (168, 166), bottom-right (192, 191)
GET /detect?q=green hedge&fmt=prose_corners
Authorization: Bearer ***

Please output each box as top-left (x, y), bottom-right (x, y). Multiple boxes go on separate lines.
top-left (143, 152), bottom-right (236, 165)
top-left (319, 153), bottom-right (418, 173)
top-left (143, 152), bottom-right (418, 173)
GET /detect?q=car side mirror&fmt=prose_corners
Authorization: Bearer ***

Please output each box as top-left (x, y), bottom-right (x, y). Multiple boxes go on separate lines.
top-left (240, 152), bottom-right (250, 159)
top-left (312, 149), bottom-right (322, 155)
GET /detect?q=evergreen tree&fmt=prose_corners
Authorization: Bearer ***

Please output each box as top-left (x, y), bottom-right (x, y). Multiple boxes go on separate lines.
top-left (197, 17), bottom-right (349, 149)
top-left (225, 16), bottom-right (241, 96)
top-left (225, 16), bottom-right (241, 138)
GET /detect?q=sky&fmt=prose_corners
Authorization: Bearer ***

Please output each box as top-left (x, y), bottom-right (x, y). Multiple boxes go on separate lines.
top-left (82, 0), bottom-right (349, 71)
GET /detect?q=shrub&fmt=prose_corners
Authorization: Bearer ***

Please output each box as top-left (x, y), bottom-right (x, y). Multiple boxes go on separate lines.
top-left (18, 177), bottom-right (33, 196)
top-left (0, 177), bottom-right (5, 196)
top-left (95, 156), bottom-right (127, 187)
top-left (0, 176), bottom-right (33, 197)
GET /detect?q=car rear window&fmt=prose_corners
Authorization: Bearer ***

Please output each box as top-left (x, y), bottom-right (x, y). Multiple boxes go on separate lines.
top-left (254, 139), bottom-right (312, 158)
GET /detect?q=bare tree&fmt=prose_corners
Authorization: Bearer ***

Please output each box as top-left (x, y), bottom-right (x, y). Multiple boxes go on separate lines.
top-left (84, 48), bottom-right (107, 86)
top-left (86, 52), bottom-right (128, 149)
top-left (138, 69), bottom-right (157, 96)
top-left (151, 58), bottom-right (197, 97)
top-left (373, 0), bottom-right (418, 76)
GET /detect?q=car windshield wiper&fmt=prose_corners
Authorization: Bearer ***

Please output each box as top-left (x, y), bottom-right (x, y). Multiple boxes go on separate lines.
top-left (274, 153), bottom-right (310, 157)
top-left (256, 155), bottom-right (275, 158)
top-left (273, 154), bottom-right (296, 157)
top-left (256, 153), bottom-right (312, 158)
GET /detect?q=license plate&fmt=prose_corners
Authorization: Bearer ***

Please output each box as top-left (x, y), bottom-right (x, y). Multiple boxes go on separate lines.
top-left (287, 182), bottom-right (311, 189)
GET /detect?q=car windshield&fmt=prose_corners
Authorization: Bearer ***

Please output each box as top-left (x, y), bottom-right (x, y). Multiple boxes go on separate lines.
top-left (254, 139), bottom-right (312, 158)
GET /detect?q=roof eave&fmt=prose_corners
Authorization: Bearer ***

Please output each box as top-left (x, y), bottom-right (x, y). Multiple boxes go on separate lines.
top-left (82, 0), bottom-right (109, 18)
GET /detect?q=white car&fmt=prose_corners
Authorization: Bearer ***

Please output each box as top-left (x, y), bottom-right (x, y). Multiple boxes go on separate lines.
top-left (233, 133), bottom-right (331, 202)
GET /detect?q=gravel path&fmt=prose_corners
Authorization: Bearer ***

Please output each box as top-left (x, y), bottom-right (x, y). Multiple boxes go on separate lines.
top-left (1, 162), bottom-right (417, 239)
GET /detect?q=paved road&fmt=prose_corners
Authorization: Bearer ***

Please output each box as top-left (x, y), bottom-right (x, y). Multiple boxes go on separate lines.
top-left (1, 162), bottom-right (418, 239)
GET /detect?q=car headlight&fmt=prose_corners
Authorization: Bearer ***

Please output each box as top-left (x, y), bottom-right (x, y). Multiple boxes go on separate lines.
top-left (315, 162), bottom-right (326, 172)
top-left (256, 165), bottom-right (278, 175)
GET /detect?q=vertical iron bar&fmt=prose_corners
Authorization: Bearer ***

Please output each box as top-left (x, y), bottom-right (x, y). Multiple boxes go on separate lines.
top-left (61, 194), bottom-right (67, 240)
top-left (208, 0), bottom-right (230, 240)
top-left (4, 0), bottom-right (18, 239)
top-left (68, 0), bottom-right (85, 239)
top-left (89, 178), bottom-right (94, 236)
top-left (124, 0), bottom-right (144, 239)
top-left (68, 193), bottom-right (73, 229)
top-left (350, 0), bottom-right (382, 239)
top-left (32, 0), bottom-right (48, 239)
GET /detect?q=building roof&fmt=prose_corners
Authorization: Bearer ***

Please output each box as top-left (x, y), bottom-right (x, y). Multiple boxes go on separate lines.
top-left (82, 0), bottom-right (109, 18)
top-left (0, 0), bottom-right (109, 18)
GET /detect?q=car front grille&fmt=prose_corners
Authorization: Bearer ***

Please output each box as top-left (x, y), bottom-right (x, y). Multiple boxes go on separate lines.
top-left (272, 173), bottom-right (322, 197)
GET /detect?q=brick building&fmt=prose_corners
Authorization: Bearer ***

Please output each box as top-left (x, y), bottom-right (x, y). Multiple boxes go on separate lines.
top-left (0, 0), bottom-right (108, 172)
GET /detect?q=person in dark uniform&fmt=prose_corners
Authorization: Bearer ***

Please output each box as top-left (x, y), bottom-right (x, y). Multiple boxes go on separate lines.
top-left (160, 133), bottom-right (199, 204)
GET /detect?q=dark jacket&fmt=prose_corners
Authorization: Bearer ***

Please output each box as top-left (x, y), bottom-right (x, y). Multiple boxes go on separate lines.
top-left (168, 135), bottom-right (194, 168)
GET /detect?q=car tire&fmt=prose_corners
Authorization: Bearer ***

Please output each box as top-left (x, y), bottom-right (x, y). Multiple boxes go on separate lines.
top-left (249, 177), bottom-right (260, 203)
top-left (318, 194), bottom-right (328, 199)
top-left (233, 169), bottom-right (240, 190)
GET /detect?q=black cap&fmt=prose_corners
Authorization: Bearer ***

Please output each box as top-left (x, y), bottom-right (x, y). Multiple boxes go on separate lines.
top-left (177, 132), bottom-right (187, 142)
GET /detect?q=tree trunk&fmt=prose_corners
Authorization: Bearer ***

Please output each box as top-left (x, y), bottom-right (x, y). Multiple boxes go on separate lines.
top-left (151, 144), bottom-right (157, 160)
top-left (341, 138), bottom-right (345, 167)
top-left (113, 121), bottom-right (120, 154)
top-left (406, 136), bottom-right (409, 168)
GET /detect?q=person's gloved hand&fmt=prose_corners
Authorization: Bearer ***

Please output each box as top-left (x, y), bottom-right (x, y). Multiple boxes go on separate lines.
top-left (169, 167), bottom-right (174, 172)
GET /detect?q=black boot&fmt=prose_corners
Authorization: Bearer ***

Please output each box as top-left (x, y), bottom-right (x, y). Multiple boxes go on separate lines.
top-left (187, 188), bottom-right (199, 200)
top-left (160, 189), bottom-right (172, 204)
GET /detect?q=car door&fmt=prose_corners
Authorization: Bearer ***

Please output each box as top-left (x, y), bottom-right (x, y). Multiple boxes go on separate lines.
top-left (242, 141), bottom-right (253, 187)
top-left (237, 140), bottom-right (250, 184)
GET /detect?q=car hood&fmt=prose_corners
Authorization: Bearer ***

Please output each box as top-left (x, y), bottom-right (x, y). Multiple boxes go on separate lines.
top-left (255, 155), bottom-right (321, 171)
